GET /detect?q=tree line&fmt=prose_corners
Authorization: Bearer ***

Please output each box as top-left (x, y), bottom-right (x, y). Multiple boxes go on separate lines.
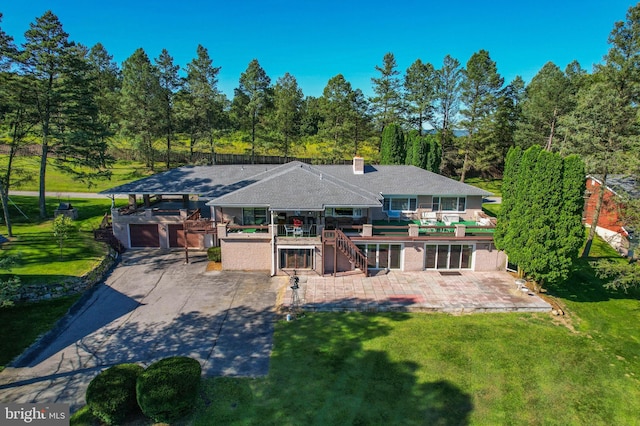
top-left (1, 6), bottom-right (639, 251)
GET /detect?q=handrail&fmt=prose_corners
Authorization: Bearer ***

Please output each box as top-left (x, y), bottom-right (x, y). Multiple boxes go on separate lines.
top-left (323, 229), bottom-right (368, 276)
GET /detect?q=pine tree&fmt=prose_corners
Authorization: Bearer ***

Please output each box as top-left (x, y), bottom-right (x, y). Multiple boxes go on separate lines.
top-left (370, 52), bottom-right (403, 132)
top-left (20, 11), bottom-right (72, 218)
top-left (120, 48), bottom-right (163, 170)
top-left (273, 72), bottom-right (303, 158)
top-left (236, 59), bottom-right (271, 163)
top-left (155, 49), bottom-right (181, 169)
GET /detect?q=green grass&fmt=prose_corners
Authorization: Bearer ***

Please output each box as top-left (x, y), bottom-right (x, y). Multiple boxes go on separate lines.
top-left (466, 177), bottom-right (503, 197)
top-left (69, 231), bottom-right (640, 425)
top-left (0, 156), bottom-right (151, 193)
top-left (1, 197), bottom-right (124, 285)
top-left (0, 295), bottom-right (79, 371)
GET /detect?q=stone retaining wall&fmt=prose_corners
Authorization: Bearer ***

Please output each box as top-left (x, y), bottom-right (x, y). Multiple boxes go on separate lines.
top-left (15, 249), bottom-right (119, 303)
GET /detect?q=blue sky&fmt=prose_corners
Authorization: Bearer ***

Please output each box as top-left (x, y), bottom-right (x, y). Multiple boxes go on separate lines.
top-left (1, 1), bottom-right (636, 98)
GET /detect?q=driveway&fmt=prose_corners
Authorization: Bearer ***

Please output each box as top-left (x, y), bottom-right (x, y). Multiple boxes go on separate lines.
top-left (0, 251), bottom-right (281, 412)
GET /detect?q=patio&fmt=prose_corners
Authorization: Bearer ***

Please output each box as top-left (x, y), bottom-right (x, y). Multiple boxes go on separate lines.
top-left (281, 270), bottom-right (550, 314)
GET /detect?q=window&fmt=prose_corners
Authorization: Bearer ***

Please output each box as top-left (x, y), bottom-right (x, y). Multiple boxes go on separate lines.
top-left (243, 208), bottom-right (267, 225)
top-left (425, 244), bottom-right (474, 269)
top-left (357, 243), bottom-right (402, 269)
top-left (280, 248), bottom-right (314, 269)
top-left (432, 196), bottom-right (466, 212)
top-left (382, 196), bottom-right (417, 212)
top-left (325, 207), bottom-right (363, 217)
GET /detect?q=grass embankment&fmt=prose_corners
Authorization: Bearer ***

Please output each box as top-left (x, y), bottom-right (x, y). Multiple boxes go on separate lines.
top-left (0, 196), bottom-right (126, 370)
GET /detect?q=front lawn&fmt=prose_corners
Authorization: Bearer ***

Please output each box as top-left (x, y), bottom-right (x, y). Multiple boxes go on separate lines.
top-left (1, 197), bottom-right (121, 285)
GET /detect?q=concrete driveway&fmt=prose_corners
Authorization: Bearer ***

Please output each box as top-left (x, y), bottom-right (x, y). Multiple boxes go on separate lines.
top-left (0, 251), bottom-right (281, 411)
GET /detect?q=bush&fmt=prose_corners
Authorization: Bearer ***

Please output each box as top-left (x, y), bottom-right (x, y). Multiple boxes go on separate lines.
top-left (86, 363), bottom-right (144, 425)
top-left (207, 246), bottom-right (222, 262)
top-left (136, 356), bottom-right (202, 423)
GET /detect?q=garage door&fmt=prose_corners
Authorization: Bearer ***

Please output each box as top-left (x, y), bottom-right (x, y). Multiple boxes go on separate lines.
top-left (168, 224), bottom-right (201, 248)
top-left (129, 224), bottom-right (160, 248)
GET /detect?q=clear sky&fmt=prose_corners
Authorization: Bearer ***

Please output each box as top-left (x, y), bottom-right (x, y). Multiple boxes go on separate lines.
top-left (1, 1), bottom-right (636, 99)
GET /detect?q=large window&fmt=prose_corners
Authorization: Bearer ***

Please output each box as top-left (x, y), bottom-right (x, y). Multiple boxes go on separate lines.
top-left (425, 244), bottom-right (473, 269)
top-left (325, 207), bottom-right (363, 217)
top-left (432, 196), bottom-right (466, 212)
top-left (243, 208), bottom-right (267, 225)
top-left (280, 248), bottom-right (314, 269)
top-left (383, 196), bottom-right (417, 212)
top-left (357, 243), bottom-right (402, 269)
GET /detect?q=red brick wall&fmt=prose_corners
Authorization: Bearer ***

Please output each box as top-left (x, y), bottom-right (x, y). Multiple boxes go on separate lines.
top-left (584, 178), bottom-right (625, 234)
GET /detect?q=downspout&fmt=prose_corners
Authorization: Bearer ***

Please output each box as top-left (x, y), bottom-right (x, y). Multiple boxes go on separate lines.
top-left (270, 210), bottom-right (276, 276)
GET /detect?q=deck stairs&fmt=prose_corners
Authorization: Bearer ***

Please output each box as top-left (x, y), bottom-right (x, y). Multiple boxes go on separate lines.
top-left (322, 229), bottom-right (368, 276)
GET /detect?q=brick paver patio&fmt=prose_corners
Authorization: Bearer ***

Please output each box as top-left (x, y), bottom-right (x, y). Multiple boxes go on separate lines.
top-left (283, 270), bottom-right (550, 313)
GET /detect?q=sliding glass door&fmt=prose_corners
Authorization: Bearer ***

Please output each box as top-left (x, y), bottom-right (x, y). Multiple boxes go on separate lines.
top-left (425, 244), bottom-right (474, 270)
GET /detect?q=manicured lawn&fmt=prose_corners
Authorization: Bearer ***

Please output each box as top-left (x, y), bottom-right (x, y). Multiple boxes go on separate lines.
top-left (465, 177), bottom-right (503, 197)
top-left (0, 156), bottom-right (151, 193)
top-left (1, 197), bottom-right (123, 285)
top-left (0, 295), bottom-right (79, 371)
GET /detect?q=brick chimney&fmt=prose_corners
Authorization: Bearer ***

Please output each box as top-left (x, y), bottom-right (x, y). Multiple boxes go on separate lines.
top-left (353, 156), bottom-right (365, 175)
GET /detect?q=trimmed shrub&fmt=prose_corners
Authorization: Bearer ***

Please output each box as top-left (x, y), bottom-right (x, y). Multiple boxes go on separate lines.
top-left (136, 356), bottom-right (202, 423)
top-left (86, 363), bottom-right (144, 425)
top-left (207, 246), bottom-right (222, 262)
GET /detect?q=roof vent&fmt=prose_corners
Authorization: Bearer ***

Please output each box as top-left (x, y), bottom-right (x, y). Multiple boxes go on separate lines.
top-left (353, 156), bottom-right (364, 175)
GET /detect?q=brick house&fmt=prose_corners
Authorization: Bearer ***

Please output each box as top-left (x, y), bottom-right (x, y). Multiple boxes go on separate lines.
top-left (584, 174), bottom-right (639, 255)
top-left (102, 158), bottom-right (504, 276)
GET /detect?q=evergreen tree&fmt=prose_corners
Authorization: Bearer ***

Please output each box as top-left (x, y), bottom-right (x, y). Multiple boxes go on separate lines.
top-left (350, 88), bottom-right (372, 157)
top-left (319, 74), bottom-right (355, 158)
top-left (120, 48), bottom-right (163, 170)
top-left (155, 49), bottom-right (181, 169)
top-left (370, 52), bottom-right (403, 132)
top-left (433, 55), bottom-right (463, 175)
top-left (54, 44), bottom-right (112, 185)
top-left (19, 11), bottom-right (72, 218)
top-left (380, 123), bottom-right (405, 164)
top-left (459, 49), bottom-right (504, 182)
top-left (516, 62), bottom-right (573, 151)
top-left (491, 76), bottom-right (525, 175)
top-left (273, 72), bottom-right (303, 158)
top-left (404, 59), bottom-right (437, 134)
top-left (236, 59), bottom-right (272, 163)
top-left (181, 45), bottom-right (224, 163)
top-left (87, 43), bottom-right (121, 140)
top-left (495, 146), bottom-right (585, 288)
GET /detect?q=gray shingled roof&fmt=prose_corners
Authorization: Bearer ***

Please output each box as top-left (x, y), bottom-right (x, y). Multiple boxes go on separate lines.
top-left (208, 163), bottom-right (381, 210)
top-left (591, 174), bottom-right (640, 199)
top-left (102, 161), bottom-right (492, 207)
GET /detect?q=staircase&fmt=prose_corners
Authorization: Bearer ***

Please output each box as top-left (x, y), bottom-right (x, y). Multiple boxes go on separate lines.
top-left (94, 213), bottom-right (126, 253)
top-left (322, 229), bottom-right (368, 276)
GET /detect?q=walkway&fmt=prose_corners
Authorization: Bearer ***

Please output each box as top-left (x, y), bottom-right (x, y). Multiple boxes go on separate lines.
top-left (283, 270), bottom-right (550, 314)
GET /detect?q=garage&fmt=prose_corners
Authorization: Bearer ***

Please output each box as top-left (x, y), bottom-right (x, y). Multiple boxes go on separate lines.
top-left (168, 224), bottom-right (201, 248)
top-left (129, 224), bottom-right (160, 248)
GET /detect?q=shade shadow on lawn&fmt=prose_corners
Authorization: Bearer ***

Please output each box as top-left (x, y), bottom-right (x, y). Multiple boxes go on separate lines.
top-left (196, 312), bottom-right (474, 425)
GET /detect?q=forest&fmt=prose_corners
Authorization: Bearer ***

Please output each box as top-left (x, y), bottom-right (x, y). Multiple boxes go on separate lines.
top-left (0, 6), bottom-right (639, 221)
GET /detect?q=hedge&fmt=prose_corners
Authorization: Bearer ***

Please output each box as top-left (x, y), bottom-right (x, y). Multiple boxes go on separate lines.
top-left (136, 356), bottom-right (202, 423)
top-left (86, 363), bottom-right (144, 425)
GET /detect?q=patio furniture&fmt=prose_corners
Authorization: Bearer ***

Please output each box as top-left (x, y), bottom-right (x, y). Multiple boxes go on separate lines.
top-left (420, 211), bottom-right (438, 226)
top-left (284, 225), bottom-right (294, 236)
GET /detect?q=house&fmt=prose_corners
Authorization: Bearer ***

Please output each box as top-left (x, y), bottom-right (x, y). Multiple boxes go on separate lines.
top-left (584, 174), bottom-right (639, 255)
top-left (102, 158), bottom-right (504, 276)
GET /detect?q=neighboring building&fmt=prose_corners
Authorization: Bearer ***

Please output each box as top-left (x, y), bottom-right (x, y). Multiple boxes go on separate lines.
top-left (584, 174), bottom-right (639, 255)
top-left (102, 158), bottom-right (504, 276)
